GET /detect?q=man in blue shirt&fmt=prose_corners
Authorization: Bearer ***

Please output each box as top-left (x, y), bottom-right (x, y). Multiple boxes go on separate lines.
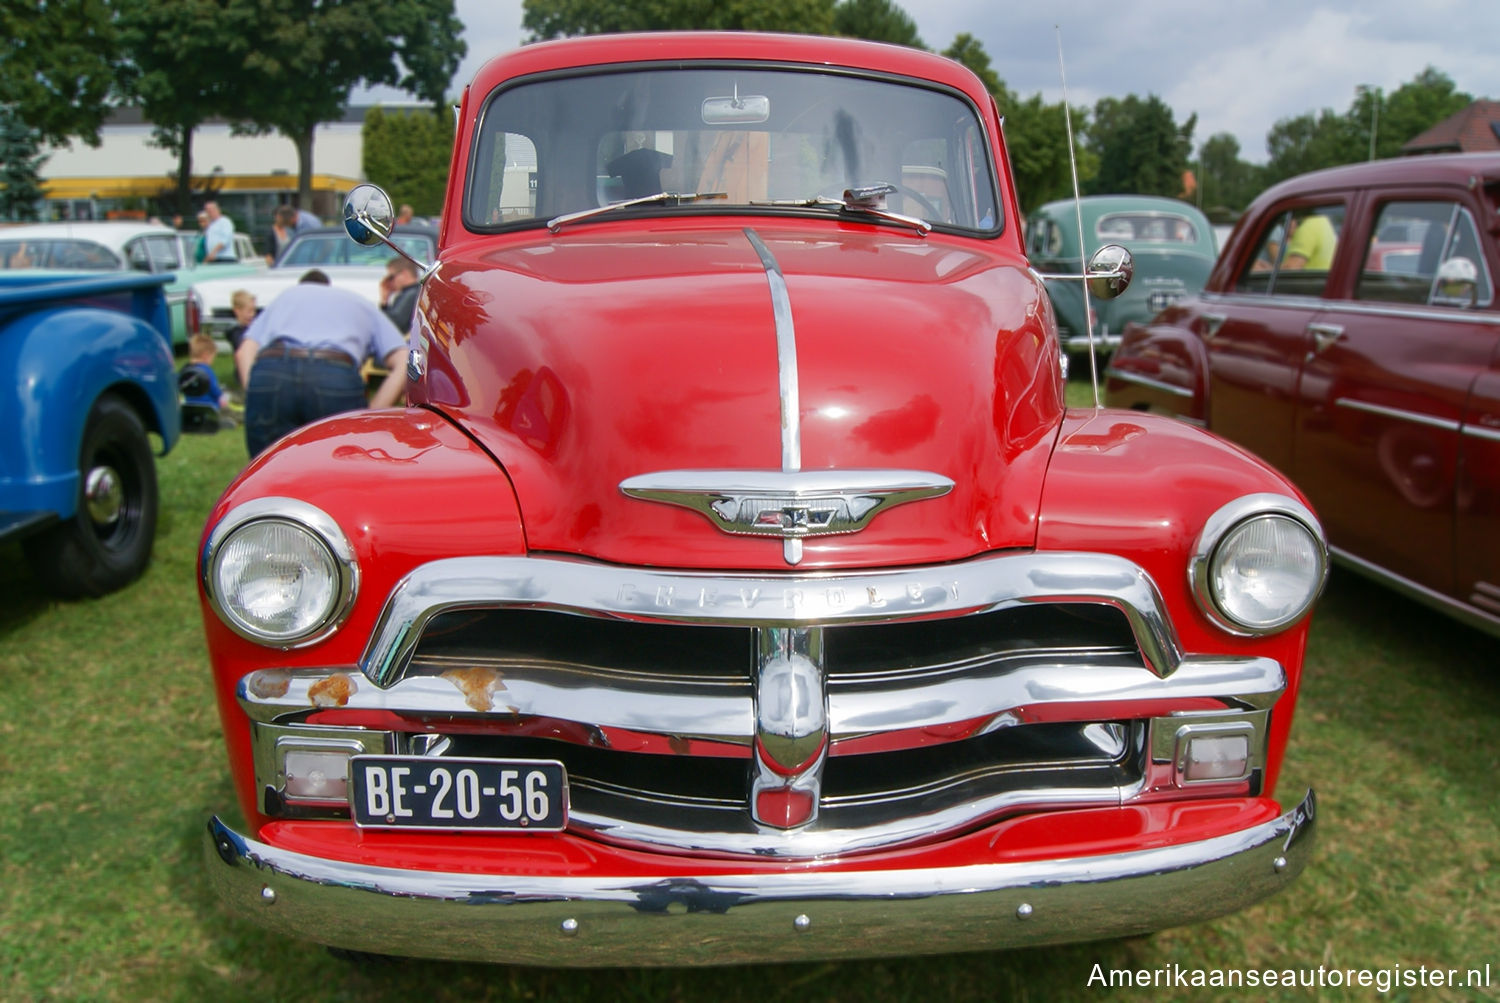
top-left (234, 269), bottom-right (409, 457)
top-left (202, 201), bottom-right (239, 263)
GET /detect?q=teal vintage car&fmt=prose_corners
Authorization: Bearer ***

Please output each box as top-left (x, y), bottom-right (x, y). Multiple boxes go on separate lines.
top-left (1026, 195), bottom-right (1216, 356)
top-left (0, 221), bottom-right (263, 353)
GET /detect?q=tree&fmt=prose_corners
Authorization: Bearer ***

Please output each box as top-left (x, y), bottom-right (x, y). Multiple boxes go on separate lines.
top-left (239, 0), bottom-right (466, 208)
top-left (0, 0), bottom-right (117, 146)
top-left (942, 33), bottom-right (1001, 97)
top-left (1378, 67), bottom-right (1471, 157)
top-left (833, 0), bottom-right (923, 48)
top-left (1264, 67), bottom-right (1474, 184)
top-left (939, 32), bottom-right (1088, 213)
top-left (1003, 93), bottom-right (1095, 213)
top-left (1195, 132), bottom-right (1262, 219)
top-left (114, 0), bottom-right (261, 220)
top-left (0, 106), bottom-right (48, 221)
top-left (1086, 94), bottom-right (1195, 198)
top-left (1264, 107), bottom-right (1363, 184)
top-left (362, 106), bottom-right (455, 216)
top-left (522, 0), bottom-right (838, 38)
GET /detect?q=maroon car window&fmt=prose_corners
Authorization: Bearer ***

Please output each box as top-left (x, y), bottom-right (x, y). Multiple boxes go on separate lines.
top-left (1356, 200), bottom-right (1493, 308)
top-left (1234, 205), bottom-right (1344, 298)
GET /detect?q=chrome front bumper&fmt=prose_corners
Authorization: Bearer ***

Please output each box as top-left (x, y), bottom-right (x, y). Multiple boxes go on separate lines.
top-left (204, 790), bottom-right (1315, 966)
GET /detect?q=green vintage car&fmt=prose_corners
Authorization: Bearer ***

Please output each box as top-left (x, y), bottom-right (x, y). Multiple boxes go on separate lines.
top-left (1026, 195), bottom-right (1216, 356)
top-left (0, 221), bottom-right (264, 353)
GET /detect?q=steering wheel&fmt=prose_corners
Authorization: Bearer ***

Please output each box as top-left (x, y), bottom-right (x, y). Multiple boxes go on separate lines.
top-left (888, 182), bottom-right (942, 221)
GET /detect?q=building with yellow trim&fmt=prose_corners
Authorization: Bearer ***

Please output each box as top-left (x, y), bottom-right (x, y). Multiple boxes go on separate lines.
top-left (36, 105), bottom-right (419, 250)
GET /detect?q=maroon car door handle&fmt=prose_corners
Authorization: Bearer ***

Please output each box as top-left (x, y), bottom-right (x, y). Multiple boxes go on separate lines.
top-left (1307, 322), bottom-right (1344, 354)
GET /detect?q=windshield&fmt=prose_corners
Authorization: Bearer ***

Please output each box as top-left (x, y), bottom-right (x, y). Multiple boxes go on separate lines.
top-left (467, 65), bottom-right (999, 234)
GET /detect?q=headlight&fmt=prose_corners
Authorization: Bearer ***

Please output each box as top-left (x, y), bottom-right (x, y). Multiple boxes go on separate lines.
top-left (1191, 494), bottom-right (1327, 635)
top-left (204, 498), bottom-right (357, 646)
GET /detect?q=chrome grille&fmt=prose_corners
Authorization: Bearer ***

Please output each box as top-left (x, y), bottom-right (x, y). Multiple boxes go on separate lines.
top-left (241, 552), bottom-right (1286, 857)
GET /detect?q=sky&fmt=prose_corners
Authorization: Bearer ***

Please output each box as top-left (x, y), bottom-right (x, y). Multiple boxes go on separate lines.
top-left (391, 0), bottom-right (1500, 164)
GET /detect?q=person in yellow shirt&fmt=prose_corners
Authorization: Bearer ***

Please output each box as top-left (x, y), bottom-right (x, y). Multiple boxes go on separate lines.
top-left (1282, 212), bottom-right (1337, 270)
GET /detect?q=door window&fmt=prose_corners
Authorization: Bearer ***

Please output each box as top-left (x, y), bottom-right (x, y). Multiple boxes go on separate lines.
top-left (1234, 204), bottom-right (1344, 297)
top-left (1355, 200), bottom-right (1492, 308)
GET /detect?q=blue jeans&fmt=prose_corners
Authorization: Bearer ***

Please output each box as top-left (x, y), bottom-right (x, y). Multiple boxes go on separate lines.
top-left (244, 354), bottom-right (367, 457)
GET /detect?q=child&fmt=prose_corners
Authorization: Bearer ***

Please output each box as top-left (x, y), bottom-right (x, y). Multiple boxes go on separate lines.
top-left (182, 334), bottom-right (231, 411)
top-left (225, 289), bottom-right (257, 353)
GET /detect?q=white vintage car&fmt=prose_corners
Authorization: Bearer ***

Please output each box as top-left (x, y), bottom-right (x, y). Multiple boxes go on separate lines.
top-left (0, 221), bottom-right (261, 349)
top-left (186, 225), bottom-right (437, 339)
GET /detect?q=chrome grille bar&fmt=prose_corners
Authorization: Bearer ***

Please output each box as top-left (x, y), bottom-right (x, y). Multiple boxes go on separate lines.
top-left (358, 552), bottom-right (1186, 686)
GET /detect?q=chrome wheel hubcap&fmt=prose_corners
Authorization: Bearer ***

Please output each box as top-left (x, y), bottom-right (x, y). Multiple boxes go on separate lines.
top-left (85, 465), bottom-right (124, 526)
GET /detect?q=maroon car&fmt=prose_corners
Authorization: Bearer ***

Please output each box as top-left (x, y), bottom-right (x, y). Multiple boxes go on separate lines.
top-left (1107, 153), bottom-right (1500, 637)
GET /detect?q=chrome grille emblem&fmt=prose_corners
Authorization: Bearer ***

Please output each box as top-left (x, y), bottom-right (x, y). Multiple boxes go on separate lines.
top-left (620, 470), bottom-right (953, 565)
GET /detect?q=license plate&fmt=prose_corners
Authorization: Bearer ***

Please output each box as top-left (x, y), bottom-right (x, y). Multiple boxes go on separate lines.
top-left (350, 756), bottom-right (568, 831)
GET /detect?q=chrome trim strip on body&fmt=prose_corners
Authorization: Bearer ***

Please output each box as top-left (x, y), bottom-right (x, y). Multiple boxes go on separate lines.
top-left (238, 653), bottom-right (1286, 745)
top-left (1335, 398), bottom-right (1462, 433)
top-left (1101, 367), bottom-right (1194, 398)
top-left (1063, 332), bottom-right (1122, 351)
top-left (1202, 290), bottom-right (1500, 328)
top-left (355, 552), bottom-right (1189, 687)
top-left (203, 790), bottom-right (1315, 966)
top-left (1465, 423), bottom-right (1500, 443)
top-left (1331, 547), bottom-right (1500, 641)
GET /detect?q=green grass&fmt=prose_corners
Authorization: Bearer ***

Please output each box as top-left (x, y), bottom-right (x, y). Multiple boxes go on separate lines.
top-left (2, 400), bottom-right (1497, 1002)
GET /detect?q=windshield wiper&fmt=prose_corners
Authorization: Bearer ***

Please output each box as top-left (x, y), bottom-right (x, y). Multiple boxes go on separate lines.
top-left (753, 184), bottom-right (931, 236)
top-left (547, 191), bottom-right (728, 233)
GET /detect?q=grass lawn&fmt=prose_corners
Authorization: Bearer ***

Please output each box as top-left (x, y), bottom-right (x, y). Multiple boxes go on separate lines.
top-left (1, 392), bottom-right (1497, 1001)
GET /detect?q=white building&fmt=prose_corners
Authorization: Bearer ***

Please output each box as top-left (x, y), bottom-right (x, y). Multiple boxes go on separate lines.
top-left (37, 104), bottom-right (422, 246)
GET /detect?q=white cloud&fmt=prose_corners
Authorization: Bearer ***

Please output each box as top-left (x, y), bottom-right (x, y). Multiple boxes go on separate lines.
top-left (423, 0), bottom-right (1500, 164)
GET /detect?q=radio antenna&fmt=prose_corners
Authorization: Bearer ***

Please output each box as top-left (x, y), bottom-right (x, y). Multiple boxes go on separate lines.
top-left (1055, 26), bottom-right (1101, 409)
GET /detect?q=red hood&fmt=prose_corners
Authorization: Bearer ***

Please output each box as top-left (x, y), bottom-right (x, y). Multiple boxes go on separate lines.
top-left (415, 220), bottom-right (1061, 569)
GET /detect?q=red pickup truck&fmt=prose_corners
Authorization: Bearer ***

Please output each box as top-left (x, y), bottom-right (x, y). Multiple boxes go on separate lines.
top-left (199, 31), bottom-right (1323, 965)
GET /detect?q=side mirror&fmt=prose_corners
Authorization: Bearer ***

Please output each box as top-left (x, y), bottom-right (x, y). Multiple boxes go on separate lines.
top-left (1435, 256), bottom-right (1479, 307)
top-left (1086, 244), bottom-right (1133, 300)
top-left (342, 183), bottom-right (436, 280)
top-left (344, 184), bottom-right (395, 246)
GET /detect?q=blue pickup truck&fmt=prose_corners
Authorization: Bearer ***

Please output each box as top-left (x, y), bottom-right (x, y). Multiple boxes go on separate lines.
top-left (0, 271), bottom-right (181, 597)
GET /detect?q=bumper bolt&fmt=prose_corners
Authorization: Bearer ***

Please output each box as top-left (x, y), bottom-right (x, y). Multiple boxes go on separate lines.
top-left (260, 886), bottom-right (277, 905)
top-left (560, 918), bottom-right (579, 937)
top-left (1273, 856), bottom-right (1288, 874)
top-left (1016, 903), bottom-right (1033, 921)
top-left (793, 914), bottom-right (812, 933)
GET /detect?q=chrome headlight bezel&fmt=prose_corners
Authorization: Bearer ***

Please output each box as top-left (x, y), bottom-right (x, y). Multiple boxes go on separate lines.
top-left (1189, 493), bottom-right (1328, 636)
top-left (202, 497), bottom-right (359, 648)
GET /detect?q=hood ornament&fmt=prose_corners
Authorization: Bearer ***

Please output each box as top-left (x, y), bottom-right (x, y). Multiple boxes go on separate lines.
top-left (620, 469), bottom-right (953, 565)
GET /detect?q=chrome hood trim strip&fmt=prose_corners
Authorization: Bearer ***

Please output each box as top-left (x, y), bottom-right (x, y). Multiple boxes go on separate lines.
top-left (744, 228), bottom-right (801, 476)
